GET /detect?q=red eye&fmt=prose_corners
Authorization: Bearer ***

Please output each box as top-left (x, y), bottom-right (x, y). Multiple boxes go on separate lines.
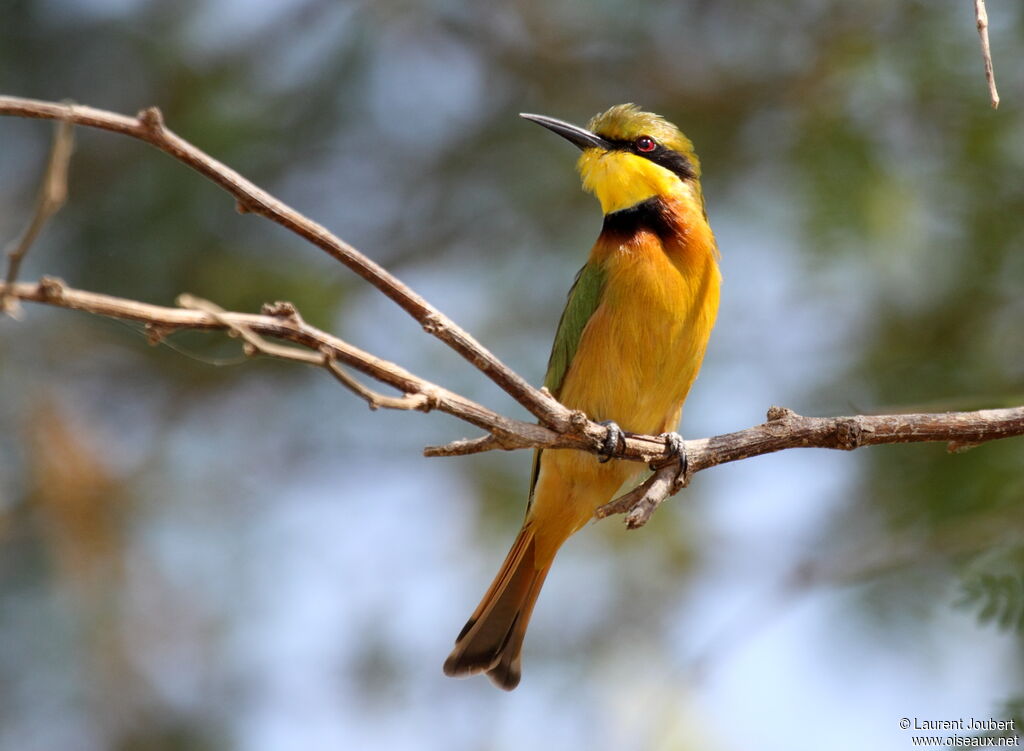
top-left (635, 135), bottom-right (656, 152)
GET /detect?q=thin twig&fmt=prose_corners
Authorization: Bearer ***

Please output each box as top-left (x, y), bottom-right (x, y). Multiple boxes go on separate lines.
top-left (321, 356), bottom-right (433, 412)
top-left (178, 293), bottom-right (322, 364)
top-left (1, 109), bottom-right (75, 314)
top-left (595, 461), bottom-right (686, 529)
top-left (974, 0), bottom-right (1000, 109)
top-left (424, 434), bottom-right (509, 457)
top-left (177, 293), bottom-right (433, 412)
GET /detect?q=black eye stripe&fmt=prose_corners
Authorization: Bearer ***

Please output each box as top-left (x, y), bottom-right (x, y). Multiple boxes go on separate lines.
top-left (602, 137), bottom-right (696, 180)
top-left (645, 148), bottom-right (696, 180)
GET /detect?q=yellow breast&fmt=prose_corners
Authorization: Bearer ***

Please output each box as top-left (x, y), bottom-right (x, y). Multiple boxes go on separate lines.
top-left (557, 200), bottom-right (720, 435)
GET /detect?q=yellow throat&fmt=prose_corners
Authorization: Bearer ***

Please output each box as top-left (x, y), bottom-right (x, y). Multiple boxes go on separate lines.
top-left (578, 149), bottom-right (690, 214)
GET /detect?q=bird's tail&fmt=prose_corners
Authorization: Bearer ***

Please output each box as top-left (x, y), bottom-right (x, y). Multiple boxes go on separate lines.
top-left (443, 523), bottom-right (551, 690)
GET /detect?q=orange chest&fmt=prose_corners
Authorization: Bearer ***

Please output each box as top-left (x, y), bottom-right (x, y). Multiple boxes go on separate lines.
top-left (557, 218), bottom-right (721, 432)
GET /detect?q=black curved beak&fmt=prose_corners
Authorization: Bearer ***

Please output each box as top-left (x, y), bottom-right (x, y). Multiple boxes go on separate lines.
top-left (519, 113), bottom-right (610, 151)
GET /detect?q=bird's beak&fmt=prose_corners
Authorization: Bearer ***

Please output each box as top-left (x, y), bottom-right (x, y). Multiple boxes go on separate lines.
top-left (519, 113), bottom-right (610, 151)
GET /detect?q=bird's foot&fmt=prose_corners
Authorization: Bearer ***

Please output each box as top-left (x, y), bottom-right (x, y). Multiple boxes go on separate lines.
top-left (656, 431), bottom-right (689, 487)
top-left (597, 420), bottom-right (627, 463)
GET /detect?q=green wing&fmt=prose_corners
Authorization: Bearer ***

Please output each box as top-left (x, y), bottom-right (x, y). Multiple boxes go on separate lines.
top-left (543, 261), bottom-right (607, 397)
top-left (528, 261), bottom-right (607, 501)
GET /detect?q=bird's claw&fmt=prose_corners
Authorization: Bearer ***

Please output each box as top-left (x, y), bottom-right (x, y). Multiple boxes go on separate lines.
top-left (597, 420), bottom-right (626, 463)
top-left (659, 431), bottom-right (684, 460)
top-left (655, 431), bottom-right (688, 483)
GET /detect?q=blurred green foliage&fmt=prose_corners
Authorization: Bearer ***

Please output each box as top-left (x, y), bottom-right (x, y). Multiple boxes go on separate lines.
top-left (1, 1), bottom-right (1023, 749)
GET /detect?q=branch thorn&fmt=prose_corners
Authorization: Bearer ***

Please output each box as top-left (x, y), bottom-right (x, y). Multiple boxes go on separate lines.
top-left (137, 106), bottom-right (165, 133)
top-left (767, 405), bottom-right (796, 422)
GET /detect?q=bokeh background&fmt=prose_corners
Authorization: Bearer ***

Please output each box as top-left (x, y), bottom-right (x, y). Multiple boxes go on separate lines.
top-left (2, 1), bottom-right (1023, 749)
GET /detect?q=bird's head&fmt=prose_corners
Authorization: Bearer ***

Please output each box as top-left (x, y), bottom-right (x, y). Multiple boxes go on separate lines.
top-left (521, 104), bottom-right (701, 216)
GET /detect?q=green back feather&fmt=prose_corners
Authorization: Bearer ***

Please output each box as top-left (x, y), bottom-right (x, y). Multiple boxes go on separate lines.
top-left (528, 261), bottom-right (607, 501)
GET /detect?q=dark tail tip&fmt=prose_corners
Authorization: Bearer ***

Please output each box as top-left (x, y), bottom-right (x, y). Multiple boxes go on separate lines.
top-left (442, 649), bottom-right (520, 691)
top-left (443, 527), bottom-right (542, 691)
top-left (441, 652), bottom-right (469, 678)
top-left (485, 660), bottom-right (521, 691)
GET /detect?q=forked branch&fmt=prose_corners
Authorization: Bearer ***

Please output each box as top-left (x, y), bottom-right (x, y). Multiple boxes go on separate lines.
top-left (0, 95), bottom-right (573, 430)
top-left (0, 109), bottom-right (74, 313)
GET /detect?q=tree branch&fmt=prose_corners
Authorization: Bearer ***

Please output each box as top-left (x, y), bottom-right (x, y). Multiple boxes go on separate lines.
top-left (597, 405), bottom-right (1024, 527)
top-left (4, 277), bottom-right (1024, 528)
top-left (1, 276), bottom-right (573, 451)
top-left (0, 95), bottom-right (574, 429)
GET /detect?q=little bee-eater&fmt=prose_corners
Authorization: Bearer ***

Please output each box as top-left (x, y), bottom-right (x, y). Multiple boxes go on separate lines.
top-left (444, 104), bottom-right (721, 690)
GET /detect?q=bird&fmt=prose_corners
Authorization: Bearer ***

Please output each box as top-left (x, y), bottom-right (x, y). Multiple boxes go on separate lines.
top-left (443, 104), bottom-right (721, 690)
